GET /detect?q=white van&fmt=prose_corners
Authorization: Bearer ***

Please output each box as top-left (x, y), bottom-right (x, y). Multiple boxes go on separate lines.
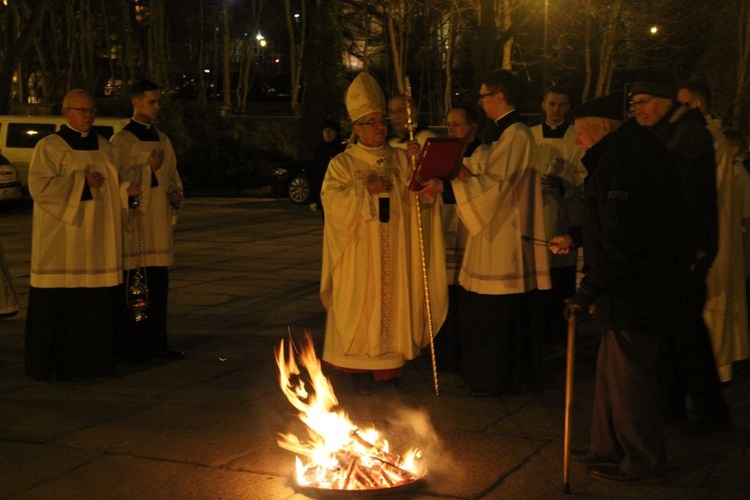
top-left (0, 115), bottom-right (130, 189)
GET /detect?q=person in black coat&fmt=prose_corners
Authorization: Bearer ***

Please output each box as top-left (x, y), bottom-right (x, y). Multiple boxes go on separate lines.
top-left (557, 91), bottom-right (687, 483)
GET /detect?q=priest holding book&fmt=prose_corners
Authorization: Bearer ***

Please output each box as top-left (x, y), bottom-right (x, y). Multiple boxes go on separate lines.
top-left (418, 69), bottom-right (551, 396)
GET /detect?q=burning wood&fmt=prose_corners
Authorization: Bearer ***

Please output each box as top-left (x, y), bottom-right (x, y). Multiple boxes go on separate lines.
top-left (275, 334), bottom-right (425, 491)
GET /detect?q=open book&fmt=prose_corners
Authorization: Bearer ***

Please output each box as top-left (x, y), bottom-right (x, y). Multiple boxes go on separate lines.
top-left (408, 136), bottom-right (472, 191)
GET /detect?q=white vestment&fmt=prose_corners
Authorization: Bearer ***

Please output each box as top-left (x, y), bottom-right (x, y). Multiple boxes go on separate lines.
top-left (530, 124), bottom-right (586, 269)
top-left (703, 122), bottom-right (749, 381)
top-left (452, 122), bottom-right (551, 295)
top-left (28, 134), bottom-right (122, 288)
top-left (111, 127), bottom-right (183, 269)
top-left (320, 142), bottom-right (448, 370)
top-left (443, 143), bottom-right (489, 284)
top-left (388, 129), bottom-right (436, 150)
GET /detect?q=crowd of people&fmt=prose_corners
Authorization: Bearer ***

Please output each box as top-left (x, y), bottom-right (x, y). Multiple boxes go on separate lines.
top-left (318, 69), bottom-right (750, 485)
top-left (4, 67), bottom-right (749, 487)
top-left (23, 81), bottom-right (184, 381)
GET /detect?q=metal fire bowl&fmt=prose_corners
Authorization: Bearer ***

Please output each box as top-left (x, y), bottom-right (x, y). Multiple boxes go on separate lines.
top-left (291, 475), bottom-right (425, 498)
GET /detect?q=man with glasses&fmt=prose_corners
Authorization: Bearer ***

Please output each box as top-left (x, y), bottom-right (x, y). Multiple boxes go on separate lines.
top-left (111, 80), bottom-right (184, 363)
top-left (629, 74), bottom-right (731, 436)
top-left (25, 89), bottom-right (125, 380)
top-left (419, 69), bottom-right (550, 396)
top-left (319, 73), bottom-right (447, 394)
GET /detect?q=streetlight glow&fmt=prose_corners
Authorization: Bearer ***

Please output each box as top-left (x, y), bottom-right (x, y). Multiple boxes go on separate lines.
top-left (650, 26), bottom-right (659, 35)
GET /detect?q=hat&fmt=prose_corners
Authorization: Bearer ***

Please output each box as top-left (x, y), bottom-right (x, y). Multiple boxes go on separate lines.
top-left (568, 91), bottom-right (625, 121)
top-left (345, 73), bottom-right (385, 123)
top-left (320, 119), bottom-right (341, 133)
top-left (627, 71), bottom-right (676, 99)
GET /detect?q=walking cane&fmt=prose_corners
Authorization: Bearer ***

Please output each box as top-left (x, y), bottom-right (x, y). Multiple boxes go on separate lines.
top-left (562, 313), bottom-right (576, 494)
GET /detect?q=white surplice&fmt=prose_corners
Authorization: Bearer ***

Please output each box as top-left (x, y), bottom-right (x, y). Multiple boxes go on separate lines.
top-left (111, 129), bottom-right (182, 269)
top-left (452, 123), bottom-right (551, 295)
top-left (530, 124), bottom-right (586, 269)
top-left (703, 122), bottom-right (749, 382)
top-left (28, 134), bottom-right (123, 288)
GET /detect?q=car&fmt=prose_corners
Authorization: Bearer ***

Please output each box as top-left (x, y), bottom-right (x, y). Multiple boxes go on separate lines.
top-left (272, 160), bottom-right (318, 204)
top-left (0, 154), bottom-right (22, 209)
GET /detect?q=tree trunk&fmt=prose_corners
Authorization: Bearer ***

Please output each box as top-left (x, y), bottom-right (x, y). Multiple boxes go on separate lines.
top-left (733, 0), bottom-right (750, 126)
top-left (222, 3), bottom-right (232, 111)
top-left (581, 0), bottom-right (592, 101)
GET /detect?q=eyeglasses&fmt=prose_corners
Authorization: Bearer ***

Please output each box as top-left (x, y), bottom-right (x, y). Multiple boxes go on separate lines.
top-left (65, 107), bottom-right (97, 115)
top-left (628, 96), bottom-right (654, 109)
top-left (478, 91), bottom-right (498, 101)
top-left (354, 118), bottom-right (386, 127)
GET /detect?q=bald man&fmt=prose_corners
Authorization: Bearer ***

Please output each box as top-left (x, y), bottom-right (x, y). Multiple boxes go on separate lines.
top-left (25, 89), bottom-right (125, 380)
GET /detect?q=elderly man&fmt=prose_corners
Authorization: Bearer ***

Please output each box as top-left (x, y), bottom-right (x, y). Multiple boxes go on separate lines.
top-left (25, 89), bottom-right (124, 380)
top-left (562, 91), bottom-right (684, 484)
top-left (628, 75), bottom-right (731, 435)
top-left (111, 80), bottom-right (184, 363)
top-left (387, 94), bottom-right (436, 149)
top-left (320, 73), bottom-right (447, 394)
top-left (420, 69), bottom-right (550, 396)
top-left (676, 82), bottom-right (749, 384)
top-left (530, 85), bottom-right (586, 343)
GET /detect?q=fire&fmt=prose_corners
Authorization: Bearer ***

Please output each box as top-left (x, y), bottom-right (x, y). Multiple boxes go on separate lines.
top-left (275, 334), bottom-right (425, 490)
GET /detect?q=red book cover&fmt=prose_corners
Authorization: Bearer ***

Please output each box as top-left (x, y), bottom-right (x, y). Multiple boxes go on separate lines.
top-left (408, 137), bottom-right (469, 191)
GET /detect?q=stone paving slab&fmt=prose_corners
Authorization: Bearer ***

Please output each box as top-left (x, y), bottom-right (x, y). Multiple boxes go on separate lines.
top-left (2, 198), bottom-right (749, 499)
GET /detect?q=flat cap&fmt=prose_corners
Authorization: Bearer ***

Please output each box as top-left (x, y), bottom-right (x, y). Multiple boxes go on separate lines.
top-left (627, 71), bottom-right (676, 99)
top-left (568, 91), bottom-right (624, 120)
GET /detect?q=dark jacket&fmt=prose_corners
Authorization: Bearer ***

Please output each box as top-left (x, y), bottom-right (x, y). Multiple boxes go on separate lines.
top-left (649, 105), bottom-right (717, 270)
top-left (579, 118), bottom-right (686, 334)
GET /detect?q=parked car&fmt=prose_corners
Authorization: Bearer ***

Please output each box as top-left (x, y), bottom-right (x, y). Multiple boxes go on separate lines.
top-left (0, 154), bottom-right (22, 209)
top-left (272, 160), bottom-right (317, 204)
top-left (0, 115), bottom-right (129, 190)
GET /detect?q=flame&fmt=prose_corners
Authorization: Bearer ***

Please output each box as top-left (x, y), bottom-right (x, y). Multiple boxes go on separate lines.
top-left (275, 333), bottom-right (425, 490)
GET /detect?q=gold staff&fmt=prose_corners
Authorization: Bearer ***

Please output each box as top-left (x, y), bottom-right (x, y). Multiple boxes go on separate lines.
top-left (404, 77), bottom-right (439, 396)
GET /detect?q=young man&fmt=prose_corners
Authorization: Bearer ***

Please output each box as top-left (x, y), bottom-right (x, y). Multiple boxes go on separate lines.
top-left (419, 69), bottom-right (550, 396)
top-left (25, 90), bottom-right (123, 380)
top-left (111, 80), bottom-right (184, 362)
top-left (529, 86), bottom-right (586, 343)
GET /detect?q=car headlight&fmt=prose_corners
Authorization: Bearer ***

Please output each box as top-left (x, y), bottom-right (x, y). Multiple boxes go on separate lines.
top-left (272, 168), bottom-right (288, 176)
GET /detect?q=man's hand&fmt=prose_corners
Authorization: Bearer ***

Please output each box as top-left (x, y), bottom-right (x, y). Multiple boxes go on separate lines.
top-left (126, 182), bottom-right (141, 197)
top-left (148, 148), bottom-right (165, 171)
top-left (85, 165), bottom-right (105, 188)
top-left (366, 176), bottom-right (393, 195)
top-left (455, 165), bottom-right (472, 180)
top-left (542, 174), bottom-right (564, 194)
top-left (417, 178), bottom-right (444, 196)
top-left (564, 289), bottom-right (594, 319)
top-left (406, 140), bottom-right (421, 160)
top-left (549, 234), bottom-right (575, 254)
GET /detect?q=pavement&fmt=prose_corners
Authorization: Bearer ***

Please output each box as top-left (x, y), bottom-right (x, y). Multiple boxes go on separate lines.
top-left (1, 197), bottom-right (749, 500)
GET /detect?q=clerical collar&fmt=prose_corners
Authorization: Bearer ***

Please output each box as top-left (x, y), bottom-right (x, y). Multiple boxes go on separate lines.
top-left (56, 125), bottom-right (98, 150)
top-left (494, 109), bottom-right (521, 136)
top-left (541, 121), bottom-right (569, 138)
top-left (124, 119), bottom-right (160, 142)
top-left (358, 142), bottom-right (387, 154)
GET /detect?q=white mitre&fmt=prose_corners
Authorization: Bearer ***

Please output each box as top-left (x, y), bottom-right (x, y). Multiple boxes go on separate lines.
top-left (345, 72), bottom-right (385, 123)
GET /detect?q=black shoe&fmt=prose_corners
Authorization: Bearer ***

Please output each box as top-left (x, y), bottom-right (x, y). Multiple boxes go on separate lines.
top-left (683, 414), bottom-right (732, 436)
top-left (570, 449), bottom-right (618, 466)
top-left (588, 465), bottom-right (663, 485)
top-left (153, 349), bottom-right (184, 361)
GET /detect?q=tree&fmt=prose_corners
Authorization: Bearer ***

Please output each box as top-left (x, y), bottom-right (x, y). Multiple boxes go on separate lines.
top-left (0, 0), bottom-right (53, 112)
top-left (284, 0), bottom-right (307, 112)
